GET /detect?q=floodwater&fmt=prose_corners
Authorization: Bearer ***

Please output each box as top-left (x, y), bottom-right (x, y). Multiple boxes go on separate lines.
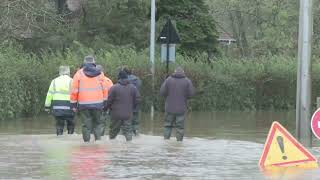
top-left (0, 111), bottom-right (320, 179)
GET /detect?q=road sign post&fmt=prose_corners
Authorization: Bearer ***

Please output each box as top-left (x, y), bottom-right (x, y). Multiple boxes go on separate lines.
top-left (158, 19), bottom-right (181, 76)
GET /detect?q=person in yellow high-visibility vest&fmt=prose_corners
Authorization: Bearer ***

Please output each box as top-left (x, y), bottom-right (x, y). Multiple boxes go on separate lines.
top-left (45, 66), bottom-right (75, 135)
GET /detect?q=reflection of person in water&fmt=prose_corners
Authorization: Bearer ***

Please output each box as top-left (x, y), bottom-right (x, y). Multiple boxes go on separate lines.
top-left (42, 141), bottom-right (72, 179)
top-left (70, 145), bottom-right (109, 179)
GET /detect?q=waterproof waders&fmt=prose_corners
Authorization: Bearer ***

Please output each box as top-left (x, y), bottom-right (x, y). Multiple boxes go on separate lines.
top-left (55, 116), bottom-right (75, 135)
top-left (164, 113), bottom-right (185, 141)
top-left (109, 119), bottom-right (132, 141)
top-left (79, 109), bottom-right (104, 142)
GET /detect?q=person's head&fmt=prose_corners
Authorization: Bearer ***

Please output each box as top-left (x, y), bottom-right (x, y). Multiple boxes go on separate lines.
top-left (174, 66), bottom-right (184, 74)
top-left (118, 70), bottom-right (128, 80)
top-left (122, 67), bottom-right (132, 75)
top-left (83, 55), bottom-right (95, 64)
top-left (59, 66), bottom-right (70, 76)
top-left (96, 65), bottom-right (104, 73)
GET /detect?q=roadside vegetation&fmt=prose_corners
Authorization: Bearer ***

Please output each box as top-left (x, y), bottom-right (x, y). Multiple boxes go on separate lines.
top-left (2, 0), bottom-right (320, 119)
top-left (2, 43), bottom-right (320, 120)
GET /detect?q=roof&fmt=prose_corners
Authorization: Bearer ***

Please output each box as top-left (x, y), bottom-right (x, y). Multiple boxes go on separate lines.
top-left (218, 32), bottom-right (236, 42)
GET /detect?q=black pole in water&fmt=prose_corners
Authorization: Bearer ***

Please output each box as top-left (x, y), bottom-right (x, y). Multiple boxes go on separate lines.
top-left (158, 18), bottom-right (180, 77)
top-left (166, 18), bottom-right (171, 76)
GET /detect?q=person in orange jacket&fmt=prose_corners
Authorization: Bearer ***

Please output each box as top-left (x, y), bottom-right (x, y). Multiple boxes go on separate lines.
top-left (70, 55), bottom-right (108, 142)
top-left (96, 64), bottom-right (113, 136)
top-left (96, 65), bottom-right (113, 93)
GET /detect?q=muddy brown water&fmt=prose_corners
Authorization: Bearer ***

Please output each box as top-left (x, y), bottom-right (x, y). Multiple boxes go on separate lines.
top-left (0, 111), bottom-right (320, 179)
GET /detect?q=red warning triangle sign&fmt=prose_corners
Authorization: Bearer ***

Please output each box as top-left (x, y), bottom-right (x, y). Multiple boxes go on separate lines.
top-left (259, 121), bottom-right (317, 167)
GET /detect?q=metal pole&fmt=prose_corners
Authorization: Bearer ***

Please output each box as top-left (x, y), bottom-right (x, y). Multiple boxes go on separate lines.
top-left (296, 0), bottom-right (313, 147)
top-left (150, 0), bottom-right (156, 121)
top-left (166, 19), bottom-right (171, 76)
top-left (317, 97), bottom-right (320, 109)
top-left (166, 43), bottom-right (169, 76)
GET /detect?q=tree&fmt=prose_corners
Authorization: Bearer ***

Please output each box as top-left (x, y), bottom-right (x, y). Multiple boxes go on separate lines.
top-left (0, 0), bottom-right (81, 52)
top-left (0, 1), bottom-right (60, 40)
top-left (207, 0), bottom-right (299, 57)
top-left (78, 0), bottom-right (150, 50)
top-left (157, 0), bottom-right (219, 59)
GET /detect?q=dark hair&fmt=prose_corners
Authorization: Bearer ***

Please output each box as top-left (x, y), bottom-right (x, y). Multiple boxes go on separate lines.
top-left (122, 67), bottom-right (132, 75)
top-left (118, 70), bottom-right (128, 79)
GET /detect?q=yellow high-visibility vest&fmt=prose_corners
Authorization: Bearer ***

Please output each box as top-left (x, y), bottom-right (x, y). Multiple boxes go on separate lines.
top-left (45, 75), bottom-right (72, 109)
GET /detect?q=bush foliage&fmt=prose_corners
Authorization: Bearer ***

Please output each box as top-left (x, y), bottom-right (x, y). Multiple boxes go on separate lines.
top-left (1, 44), bottom-right (319, 120)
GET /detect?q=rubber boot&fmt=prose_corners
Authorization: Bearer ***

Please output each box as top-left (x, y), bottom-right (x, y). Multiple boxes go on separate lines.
top-left (68, 128), bottom-right (74, 134)
top-left (56, 129), bottom-right (63, 136)
top-left (133, 130), bottom-right (139, 136)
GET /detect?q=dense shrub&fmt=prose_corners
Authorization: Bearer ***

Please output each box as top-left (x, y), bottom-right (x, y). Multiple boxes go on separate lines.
top-left (1, 44), bottom-right (319, 119)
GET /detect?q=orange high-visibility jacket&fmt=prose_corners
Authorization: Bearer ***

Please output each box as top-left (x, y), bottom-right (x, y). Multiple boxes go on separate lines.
top-left (102, 73), bottom-right (113, 94)
top-left (71, 69), bottom-right (108, 110)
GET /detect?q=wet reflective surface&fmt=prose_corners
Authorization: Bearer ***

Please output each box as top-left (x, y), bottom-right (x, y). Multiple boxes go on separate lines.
top-left (0, 111), bottom-right (320, 179)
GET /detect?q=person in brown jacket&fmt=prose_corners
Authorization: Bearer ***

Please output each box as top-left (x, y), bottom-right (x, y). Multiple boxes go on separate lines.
top-left (160, 67), bottom-right (195, 141)
top-left (105, 70), bottom-right (141, 141)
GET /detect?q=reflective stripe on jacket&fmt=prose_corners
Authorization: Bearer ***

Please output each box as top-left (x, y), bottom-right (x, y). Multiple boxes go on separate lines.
top-left (71, 69), bottom-right (108, 110)
top-left (45, 75), bottom-right (74, 117)
top-left (102, 73), bottom-right (113, 96)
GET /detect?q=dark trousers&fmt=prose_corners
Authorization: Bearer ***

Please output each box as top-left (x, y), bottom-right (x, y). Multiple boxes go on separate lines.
top-left (109, 118), bottom-right (132, 141)
top-left (131, 111), bottom-right (140, 135)
top-left (79, 109), bottom-right (103, 142)
top-left (100, 111), bottom-right (110, 136)
top-left (164, 112), bottom-right (185, 141)
top-left (54, 116), bottom-right (75, 135)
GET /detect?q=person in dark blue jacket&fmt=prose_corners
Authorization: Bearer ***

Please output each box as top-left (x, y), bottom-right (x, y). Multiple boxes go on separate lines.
top-left (123, 67), bottom-right (142, 136)
top-left (160, 67), bottom-right (195, 141)
top-left (106, 70), bottom-right (141, 141)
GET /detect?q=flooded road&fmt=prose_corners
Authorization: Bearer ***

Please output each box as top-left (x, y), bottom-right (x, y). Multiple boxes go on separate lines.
top-left (0, 111), bottom-right (320, 179)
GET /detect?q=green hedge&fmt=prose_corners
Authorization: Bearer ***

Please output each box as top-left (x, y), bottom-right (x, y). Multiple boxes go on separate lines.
top-left (1, 44), bottom-right (320, 120)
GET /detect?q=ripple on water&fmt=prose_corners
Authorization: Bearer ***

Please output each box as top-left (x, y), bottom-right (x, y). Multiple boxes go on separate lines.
top-left (0, 134), bottom-right (319, 179)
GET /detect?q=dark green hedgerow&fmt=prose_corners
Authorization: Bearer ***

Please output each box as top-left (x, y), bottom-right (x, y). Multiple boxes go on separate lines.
top-left (1, 44), bottom-right (320, 119)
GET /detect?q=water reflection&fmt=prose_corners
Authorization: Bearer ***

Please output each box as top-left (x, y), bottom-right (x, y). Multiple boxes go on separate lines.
top-left (0, 111), bottom-right (297, 143)
top-left (42, 137), bottom-right (72, 179)
top-left (0, 134), bottom-right (319, 179)
top-left (0, 111), bottom-right (319, 179)
top-left (70, 144), bottom-right (109, 179)
top-left (261, 166), bottom-right (320, 180)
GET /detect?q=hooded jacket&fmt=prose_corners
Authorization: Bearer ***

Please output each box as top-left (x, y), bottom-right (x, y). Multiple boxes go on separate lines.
top-left (83, 63), bottom-right (101, 77)
top-left (160, 72), bottom-right (195, 114)
top-left (101, 72), bottom-right (113, 97)
top-left (127, 74), bottom-right (142, 112)
top-left (71, 63), bottom-right (108, 110)
top-left (128, 74), bottom-right (142, 91)
top-left (106, 79), bottom-right (141, 120)
top-left (45, 75), bottom-right (74, 117)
